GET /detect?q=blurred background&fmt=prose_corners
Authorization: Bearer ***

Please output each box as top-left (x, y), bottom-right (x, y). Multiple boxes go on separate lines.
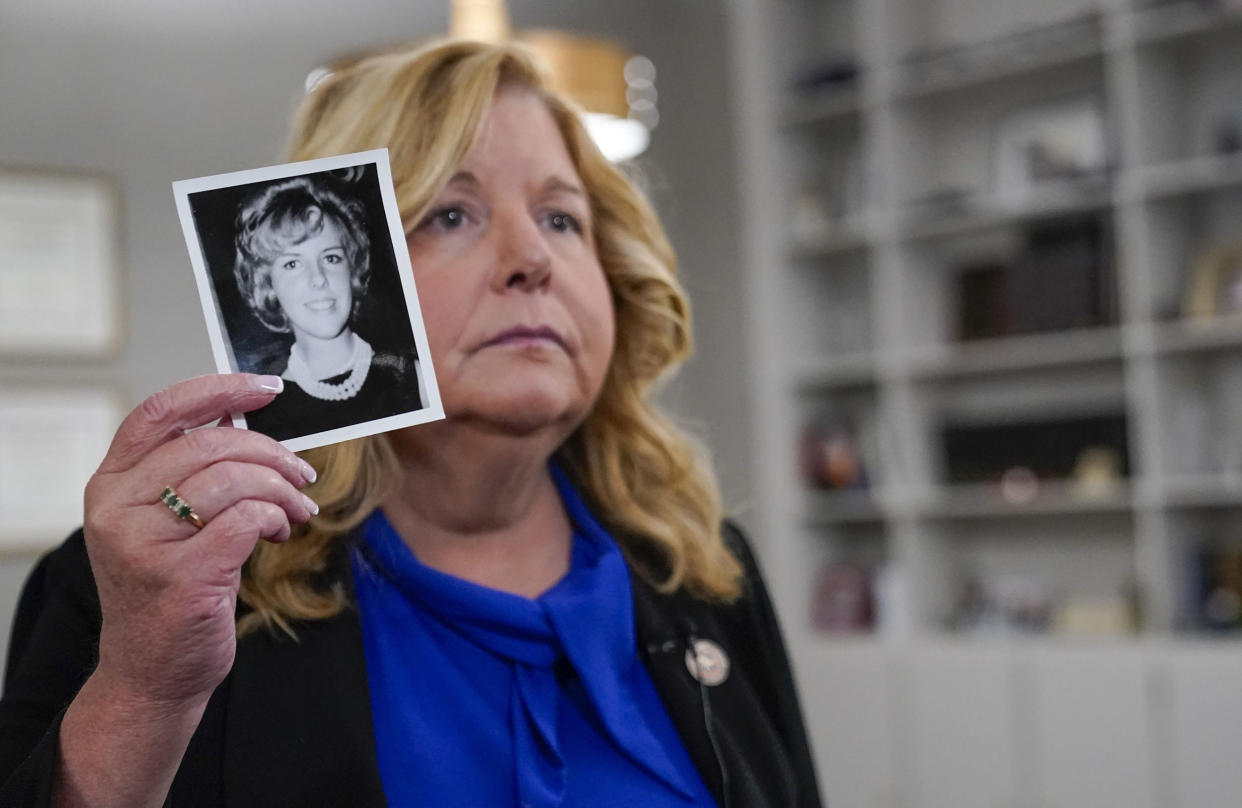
top-left (4, 0), bottom-right (1242, 805)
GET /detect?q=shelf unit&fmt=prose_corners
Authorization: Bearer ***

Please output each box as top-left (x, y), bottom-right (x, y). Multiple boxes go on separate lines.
top-left (729, 1), bottom-right (1242, 805)
top-left (742, 0), bottom-right (1242, 642)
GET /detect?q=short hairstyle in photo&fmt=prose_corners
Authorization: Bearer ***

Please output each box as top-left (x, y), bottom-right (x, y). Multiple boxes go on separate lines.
top-left (233, 176), bottom-right (372, 333)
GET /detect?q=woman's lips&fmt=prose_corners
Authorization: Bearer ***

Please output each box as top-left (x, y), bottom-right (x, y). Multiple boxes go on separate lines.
top-left (480, 325), bottom-right (567, 351)
top-left (305, 299), bottom-right (337, 311)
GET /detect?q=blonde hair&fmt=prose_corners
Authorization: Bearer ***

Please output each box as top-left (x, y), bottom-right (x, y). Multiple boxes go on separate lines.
top-left (239, 38), bottom-right (742, 637)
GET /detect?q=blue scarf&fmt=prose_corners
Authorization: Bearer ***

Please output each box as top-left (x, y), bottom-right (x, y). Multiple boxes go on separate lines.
top-left (351, 466), bottom-right (715, 807)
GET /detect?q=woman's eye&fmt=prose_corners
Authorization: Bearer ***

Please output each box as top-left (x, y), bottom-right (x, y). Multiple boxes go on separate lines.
top-left (547, 212), bottom-right (582, 234)
top-left (323, 252), bottom-right (344, 264)
top-left (422, 206), bottom-right (468, 231)
top-left (280, 258), bottom-right (301, 271)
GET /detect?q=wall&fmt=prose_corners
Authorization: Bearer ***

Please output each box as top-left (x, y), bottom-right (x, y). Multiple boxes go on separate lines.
top-left (0, 0), bottom-right (751, 671)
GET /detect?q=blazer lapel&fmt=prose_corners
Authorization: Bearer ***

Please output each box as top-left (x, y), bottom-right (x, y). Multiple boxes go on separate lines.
top-left (629, 570), bottom-right (728, 807)
top-left (222, 551), bottom-right (387, 807)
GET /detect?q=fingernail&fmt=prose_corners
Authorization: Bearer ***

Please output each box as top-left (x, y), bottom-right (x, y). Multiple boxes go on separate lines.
top-left (298, 458), bottom-right (317, 484)
top-left (251, 375), bottom-right (284, 393)
top-left (302, 494), bottom-right (320, 516)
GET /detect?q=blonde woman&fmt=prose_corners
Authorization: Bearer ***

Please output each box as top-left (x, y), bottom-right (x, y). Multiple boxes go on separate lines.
top-left (0, 40), bottom-right (821, 808)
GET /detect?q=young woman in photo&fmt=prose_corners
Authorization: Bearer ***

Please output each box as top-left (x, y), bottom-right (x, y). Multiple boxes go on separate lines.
top-left (232, 176), bottom-right (424, 441)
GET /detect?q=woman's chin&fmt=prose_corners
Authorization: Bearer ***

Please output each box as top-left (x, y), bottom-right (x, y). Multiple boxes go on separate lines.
top-left (449, 385), bottom-right (589, 437)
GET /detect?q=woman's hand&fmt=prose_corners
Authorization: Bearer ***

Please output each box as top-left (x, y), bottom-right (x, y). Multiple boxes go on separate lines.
top-left (83, 372), bottom-right (318, 707)
top-left (53, 373), bottom-right (316, 808)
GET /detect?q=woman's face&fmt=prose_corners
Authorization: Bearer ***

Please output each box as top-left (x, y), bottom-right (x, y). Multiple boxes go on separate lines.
top-left (406, 88), bottom-right (615, 436)
top-left (268, 216), bottom-right (353, 342)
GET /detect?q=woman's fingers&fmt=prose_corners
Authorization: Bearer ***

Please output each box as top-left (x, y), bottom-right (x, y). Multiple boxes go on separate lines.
top-left (85, 427), bottom-right (316, 546)
top-left (165, 460), bottom-right (318, 532)
top-left (98, 374), bottom-right (285, 475)
top-left (132, 426), bottom-right (315, 505)
top-left (180, 499), bottom-right (296, 584)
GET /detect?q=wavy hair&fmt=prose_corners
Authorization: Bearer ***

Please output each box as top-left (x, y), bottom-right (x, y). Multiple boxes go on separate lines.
top-left (233, 176), bottom-right (372, 333)
top-left (239, 38), bottom-right (742, 637)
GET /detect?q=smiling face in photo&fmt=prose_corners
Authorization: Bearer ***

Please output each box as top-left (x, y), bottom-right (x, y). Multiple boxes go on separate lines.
top-left (269, 216), bottom-right (354, 342)
top-left (404, 87), bottom-right (616, 437)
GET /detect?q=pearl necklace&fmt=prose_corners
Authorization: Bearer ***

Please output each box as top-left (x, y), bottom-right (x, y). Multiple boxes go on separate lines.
top-left (284, 334), bottom-right (374, 401)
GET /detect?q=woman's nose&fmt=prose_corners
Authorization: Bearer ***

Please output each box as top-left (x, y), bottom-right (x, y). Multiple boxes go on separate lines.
top-left (493, 211), bottom-right (551, 292)
top-left (308, 260), bottom-right (329, 287)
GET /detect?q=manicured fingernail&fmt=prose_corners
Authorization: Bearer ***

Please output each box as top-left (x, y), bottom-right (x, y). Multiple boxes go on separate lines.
top-left (298, 458), bottom-right (317, 484)
top-left (251, 375), bottom-right (283, 393)
top-left (302, 494), bottom-right (320, 516)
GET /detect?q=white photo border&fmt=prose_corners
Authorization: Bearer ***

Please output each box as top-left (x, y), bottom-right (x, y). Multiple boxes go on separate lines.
top-left (172, 149), bottom-right (444, 452)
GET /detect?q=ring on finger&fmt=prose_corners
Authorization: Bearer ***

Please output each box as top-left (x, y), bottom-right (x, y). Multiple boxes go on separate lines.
top-left (159, 486), bottom-right (207, 530)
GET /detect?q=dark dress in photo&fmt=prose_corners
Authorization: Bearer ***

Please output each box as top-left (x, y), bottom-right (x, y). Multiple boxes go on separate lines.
top-left (245, 351), bottom-right (424, 443)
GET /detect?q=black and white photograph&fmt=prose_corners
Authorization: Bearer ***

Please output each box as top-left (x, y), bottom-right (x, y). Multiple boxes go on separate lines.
top-left (173, 150), bottom-right (443, 451)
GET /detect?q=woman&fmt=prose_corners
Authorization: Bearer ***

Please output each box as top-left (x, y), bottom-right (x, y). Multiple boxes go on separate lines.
top-left (231, 175), bottom-right (424, 442)
top-left (0, 39), bottom-right (821, 808)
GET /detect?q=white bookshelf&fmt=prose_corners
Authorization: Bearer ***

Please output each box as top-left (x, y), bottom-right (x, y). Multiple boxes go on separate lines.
top-left (728, 1), bottom-right (1242, 805)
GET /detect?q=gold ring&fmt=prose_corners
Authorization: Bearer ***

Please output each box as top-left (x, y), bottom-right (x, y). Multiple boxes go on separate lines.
top-left (160, 486), bottom-right (206, 530)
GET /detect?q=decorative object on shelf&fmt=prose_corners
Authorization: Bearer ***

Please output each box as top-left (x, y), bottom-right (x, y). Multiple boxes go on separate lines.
top-left (1051, 594), bottom-right (1138, 635)
top-left (900, 12), bottom-right (1102, 95)
top-left (872, 562), bottom-right (911, 637)
top-left (998, 466), bottom-right (1040, 504)
top-left (1189, 542), bottom-right (1242, 633)
top-left (992, 94), bottom-right (1110, 206)
top-left (789, 180), bottom-right (862, 252)
top-left (954, 216), bottom-right (1116, 340)
top-left (0, 387), bottom-right (125, 551)
top-left (1212, 113), bottom-right (1242, 155)
top-left (789, 55), bottom-right (860, 95)
top-left (789, 191), bottom-right (839, 251)
top-left (947, 571), bottom-right (992, 632)
top-left (902, 185), bottom-right (980, 225)
top-left (789, 140), bottom-right (865, 252)
top-left (1181, 243), bottom-right (1242, 322)
top-left (1070, 445), bottom-right (1124, 499)
top-left (800, 417), bottom-right (869, 490)
top-left (941, 413), bottom-right (1130, 486)
top-left (0, 168), bottom-right (122, 356)
top-left (948, 570), bottom-right (1051, 636)
top-left (810, 560), bottom-right (874, 633)
top-left (949, 568), bottom-right (1141, 636)
top-left (1018, 217), bottom-right (1117, 331)
top-left (956, 260), bottom-right (1013, 340)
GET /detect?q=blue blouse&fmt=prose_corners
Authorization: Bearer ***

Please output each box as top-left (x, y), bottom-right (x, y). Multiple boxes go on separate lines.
top-left (350, 466), bottom-right (717, 807)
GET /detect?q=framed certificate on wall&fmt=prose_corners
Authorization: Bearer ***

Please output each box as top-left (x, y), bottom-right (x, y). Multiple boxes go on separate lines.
top-left (0, 388), bottom-right (125, 553)
top-left (0, 169), bottom-right (123, 355)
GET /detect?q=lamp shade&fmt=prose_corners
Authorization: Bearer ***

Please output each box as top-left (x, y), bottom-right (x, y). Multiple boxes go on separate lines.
top-left (450, 0), bottom-right (656, 161)
top-left (306, 2), bottom-right (657, 163)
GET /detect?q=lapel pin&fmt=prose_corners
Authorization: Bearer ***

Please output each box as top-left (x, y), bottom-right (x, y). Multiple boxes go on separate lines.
top-left (684, 638), bottom-right (730, 686)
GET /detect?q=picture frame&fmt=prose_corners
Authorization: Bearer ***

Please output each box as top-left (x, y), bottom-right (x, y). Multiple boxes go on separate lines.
top-left (1181, 244), bottom-right (1242, 322)
top-left (0, 386), bottom-right (126, 553)
top-left (991, 95), bottom-right (1108, 205)
top-left (172, 149), bottom-right (444, 453)
top-left (0, 168), bottom-right (123, 356)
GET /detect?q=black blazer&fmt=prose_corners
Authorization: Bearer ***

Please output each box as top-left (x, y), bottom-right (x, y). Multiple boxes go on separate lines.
top-left (1, 523), bottom-right (822, 808)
